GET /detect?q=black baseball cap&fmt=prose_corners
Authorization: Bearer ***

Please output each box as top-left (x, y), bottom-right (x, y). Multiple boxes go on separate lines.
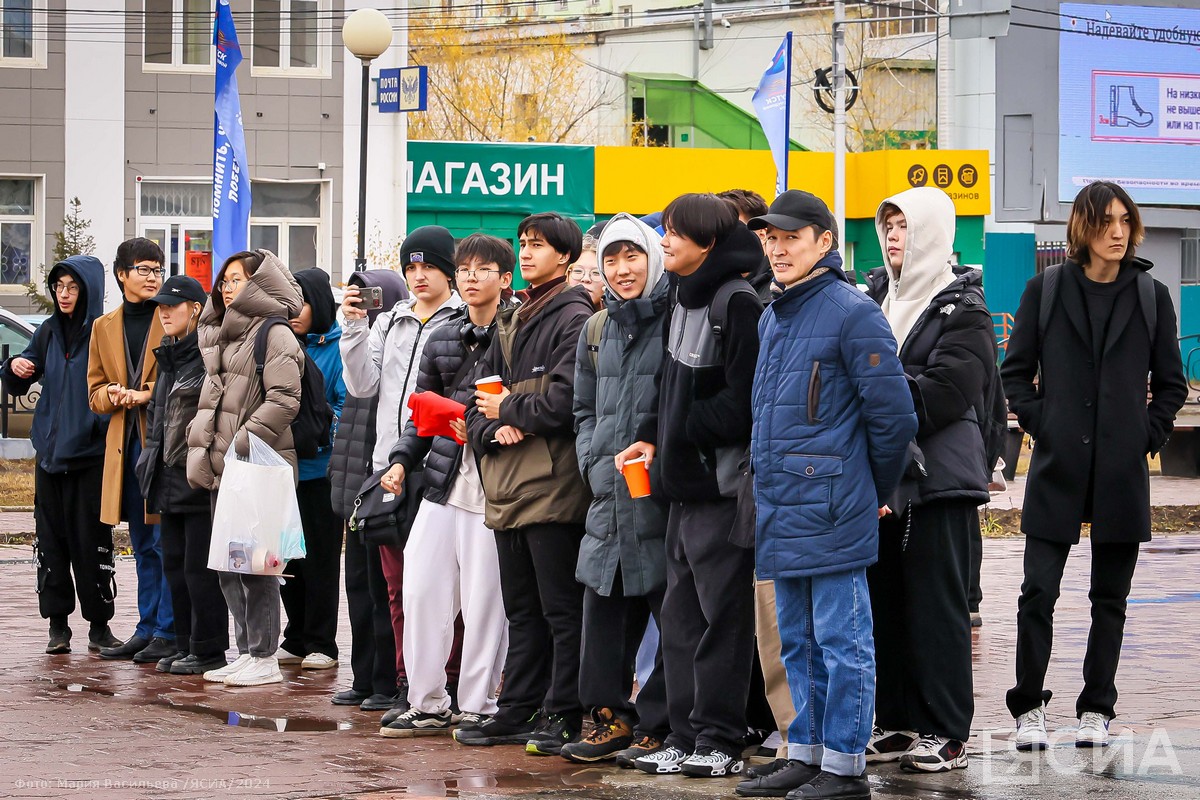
top-left (748, 190), bottom-right (839, 243)
top-left (150, 275), bottom-right (207, 306)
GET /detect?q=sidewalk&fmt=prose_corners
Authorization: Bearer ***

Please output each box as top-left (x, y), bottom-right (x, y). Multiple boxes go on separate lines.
top-left (987, 475), bottom-right (1200, 511)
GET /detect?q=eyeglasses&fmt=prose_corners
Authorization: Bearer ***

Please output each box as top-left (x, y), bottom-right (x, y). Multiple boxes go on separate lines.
top-left (217, 278), bottom-right (243, 292)
top-left (131, 265), bottom-right (165, 278)
top-left (51, 282), bottom-right (80, 296)
top-left (454, 267), bottom-right (500, 280)
top-left (569, 268), bottom-right (602, 281)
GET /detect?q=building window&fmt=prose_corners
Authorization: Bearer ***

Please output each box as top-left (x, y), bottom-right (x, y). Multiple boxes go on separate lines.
top-left (0, 179), bottom-right (36, 285)
top-left (249, 182), bottom-right (323, 271)
top-left (1, 0), bottom-right (46, 67)
top-left (144, 0), bottom-right (213, 70)
top-left (253, 0), bottom-right (329, 76)
top-left (1183, 230), bottom-right (1200, 286)
top-left (868, 0), bottom-right (936, 38)
top-left (620, 4), bottom-right (632, 26)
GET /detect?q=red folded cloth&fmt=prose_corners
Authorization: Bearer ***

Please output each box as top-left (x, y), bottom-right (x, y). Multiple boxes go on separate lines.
top-left (407, 391), bottom-right (468, 444)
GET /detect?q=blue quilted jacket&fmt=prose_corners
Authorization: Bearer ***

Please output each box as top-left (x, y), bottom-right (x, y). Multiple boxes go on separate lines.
top-left (752, 254), bottom-right (917, 578)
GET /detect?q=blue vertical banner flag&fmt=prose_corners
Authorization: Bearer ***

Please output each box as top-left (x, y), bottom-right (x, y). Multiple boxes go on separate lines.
top-left (212, 0), bottom-right (252, 280)
top-left (752, 32), bottom-right (793, 198)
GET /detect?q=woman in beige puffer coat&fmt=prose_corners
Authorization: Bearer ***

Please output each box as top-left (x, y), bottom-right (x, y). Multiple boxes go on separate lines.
top-left (186, 249), bottom-right (303, 687)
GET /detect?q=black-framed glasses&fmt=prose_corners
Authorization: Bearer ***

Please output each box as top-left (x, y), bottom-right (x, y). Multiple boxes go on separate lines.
top-left (454, 267), bottom-right (500, 280)
top-left (51, 282), bottom-right (80, 296)
top-left (131, 265), bottom-right (165, 278)
top-left (217, 278), bottom-right (243, 292)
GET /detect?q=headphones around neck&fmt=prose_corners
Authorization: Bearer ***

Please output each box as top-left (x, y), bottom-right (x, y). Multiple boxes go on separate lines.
top-left (460, 320), bottom-right (491, 349)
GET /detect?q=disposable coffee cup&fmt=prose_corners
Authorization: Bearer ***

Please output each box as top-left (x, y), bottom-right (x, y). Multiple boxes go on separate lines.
top-left (476, 375), bottom-right (504, 395)
top-left (622, 456), bottom-right (651, 499)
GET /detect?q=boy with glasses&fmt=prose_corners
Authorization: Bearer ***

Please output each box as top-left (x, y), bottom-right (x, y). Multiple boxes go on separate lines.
top-left (88, 238), bottom-right (175, 664)
top-left (378, 234), bottom-right (515, 737)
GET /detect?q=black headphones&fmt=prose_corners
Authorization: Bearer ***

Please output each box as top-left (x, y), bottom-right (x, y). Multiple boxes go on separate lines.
top-left (460, 321), bottom-right (492, 349)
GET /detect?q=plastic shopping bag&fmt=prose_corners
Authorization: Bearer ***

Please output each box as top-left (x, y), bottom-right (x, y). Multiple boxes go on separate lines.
top-left (207, 432), bottom-right (306, 575)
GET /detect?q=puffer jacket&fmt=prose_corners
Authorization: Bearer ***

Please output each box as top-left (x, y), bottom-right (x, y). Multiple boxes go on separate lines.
top-left (186, 250), bottom-right (304, 490)
top-left (752, 252), bottom-right (917, 579)
top-left (391, 304), bottom-right (509, 504)
top-left (139, 329), bottom-right (209, 514)
top-left (340, 292), bottom-right (464, 471)
top-left (573, 213), bottom-right (670, 598)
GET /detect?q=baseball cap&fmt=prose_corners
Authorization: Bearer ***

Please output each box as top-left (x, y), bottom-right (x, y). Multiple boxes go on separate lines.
top-left (150, 275), bottom-right (207, 306)
top-left (748, 190), bottom-right (839, 243)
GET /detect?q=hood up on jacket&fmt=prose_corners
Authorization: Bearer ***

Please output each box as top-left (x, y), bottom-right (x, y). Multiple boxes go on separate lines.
top-left (875, 186), bottom-right (958, 349)
top-left (596, 213), bottom-right (666, 301)
top-left (46, 254), bottom-right (105, 347)
top-left (293, 268), bottom-right (337, 336)
top-left (347, 268), bottom-right (410, 325)
top-left (677, 222), bottom-right (765, 309)
top-left (203, 249), bottom-right (303, 335)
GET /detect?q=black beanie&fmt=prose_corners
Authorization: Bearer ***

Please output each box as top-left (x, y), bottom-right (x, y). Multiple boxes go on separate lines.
top-left (400, 226), bottom-right (457, 280)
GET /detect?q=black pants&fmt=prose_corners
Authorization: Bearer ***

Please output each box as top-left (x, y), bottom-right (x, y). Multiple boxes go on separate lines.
top-left (1006, 535), bottom-right (1139, 720)
top-left (344, 527), bottom-right (398, 695)
top-left (160, 509), bottom-right (228, 658)
top-left (33, 463), bottom-right (115, 626)
top-left (661, 499), bottom-right (755, 755)
top-left (281, 477), bottom-right (343, 659)
top-left (969, 511), bottom-right (983, 613)
top-left (494, 523), bottom-right (585, 722)
top-left (578, 571), bottom-right (669, 738)
top-left (870, 500), bottom-right (975, 742)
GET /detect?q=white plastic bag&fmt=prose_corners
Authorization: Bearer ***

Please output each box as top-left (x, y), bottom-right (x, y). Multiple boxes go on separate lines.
top-left (207, 432), bottom-right (306, 574)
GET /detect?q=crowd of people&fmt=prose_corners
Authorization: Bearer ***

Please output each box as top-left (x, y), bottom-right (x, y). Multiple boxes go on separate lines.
top-left (7, 179), bottom-right (1186, 800)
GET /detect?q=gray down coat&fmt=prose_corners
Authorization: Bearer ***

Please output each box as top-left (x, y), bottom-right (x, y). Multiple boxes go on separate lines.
top-left (186, 250), bottom-right (305, 490)
top-left (572, 214), bottom-right (670, 597)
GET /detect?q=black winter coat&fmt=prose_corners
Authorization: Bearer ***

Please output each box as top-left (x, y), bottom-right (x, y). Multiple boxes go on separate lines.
top-left (139, 331), bottom-right (210, 514)
top-left (1001, 259), bottom-right (1188, 544)
top-left (391, 306), bottom-right (495, 504)
top-left (327, 392), bottom-right (378, 522)
top-left (866, 266), bottom-right (994, 507)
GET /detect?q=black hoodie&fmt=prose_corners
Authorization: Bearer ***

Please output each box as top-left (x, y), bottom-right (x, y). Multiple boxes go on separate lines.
top-left (293, 268), bottom-right (337, 336)
top-left (637, 223), bottom-right (764, 501)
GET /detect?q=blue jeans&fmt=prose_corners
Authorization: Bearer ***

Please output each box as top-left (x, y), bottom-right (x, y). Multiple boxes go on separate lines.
top-left (775, 568), bottom-right (874, 777)
top-left (124, 438), bottom-right (173, 641)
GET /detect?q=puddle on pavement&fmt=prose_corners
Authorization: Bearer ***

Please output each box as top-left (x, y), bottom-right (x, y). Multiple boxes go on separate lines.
top-left (400, 769), bottom-right (608, 797)
top-left (51, 681), bottom-right (350, 733)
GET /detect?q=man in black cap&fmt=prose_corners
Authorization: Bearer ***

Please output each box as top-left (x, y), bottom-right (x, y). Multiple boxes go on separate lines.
top-left (277, 268), bottom-right (347, 671)
top-left (139, 275), bottom-right (231, 674)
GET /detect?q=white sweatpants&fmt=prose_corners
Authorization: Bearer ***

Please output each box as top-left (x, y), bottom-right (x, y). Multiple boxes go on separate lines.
top-left (402, 500), bottom-right (508, 715)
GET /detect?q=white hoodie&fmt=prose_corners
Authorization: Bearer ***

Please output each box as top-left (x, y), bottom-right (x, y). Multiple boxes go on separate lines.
top-left (595, 213), bottom-right (666, 301)
top-left (874, 186), bottom-right (959, 350)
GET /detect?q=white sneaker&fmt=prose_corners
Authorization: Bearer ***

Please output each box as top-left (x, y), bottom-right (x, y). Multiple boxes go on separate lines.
top-left (1076, 712), bottom-right (1111, 748)
top-left (632, 745), bottom-right (689, 775)
top-left (301, 653), bottom-right (338, 670)
top-left (203, 653), bottom-right (252, 683)
top-left (899, 735), bottom-right (968, 772)
top-left (1014, 704), bottom-right (1049, 751)
top-left (866, 727), bottom-right (917, 762)
top-left (679, 746), bottom-right (744, 777)
top-left (274, 647), bottom-right (304, 665)
top-left (225, 656), bottom-right (284, 687)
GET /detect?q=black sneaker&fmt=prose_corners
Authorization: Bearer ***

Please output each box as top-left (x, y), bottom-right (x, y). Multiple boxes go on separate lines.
top-left (560, 708), bottom-right (635, 763)
top-left (454, 712), bottom-right (489, 733)
top-left (171, 653), bottom-right (229, 675)
top-left (525, 712), bottom-right (582, 756)
top-left (746, 759), bottom-right (792, 780)
top-left (331, 689), bottom-right (372, 706)
top-left (132, 637), bottom-right (177, 663)
top-left (453, 712), bottom-right (541, 746)
top-left (679, 746), bottom-right (745, 777)
top-left (360, 693), bottom-right (399, 712)
top-left (87, 624), bottom-right (121, 652)
top-left (784, 770), bottom-right (871, 800)
top-left (156, 651), bottom-right (188, 673)
top-left (615, 735), bottom-right (665, 769)
top-left (737, 759), bottom-right (820, 797)
top-left (46, 623), bottom-right (72, 655)
top-left (380, 708), bottom-right (455, 738)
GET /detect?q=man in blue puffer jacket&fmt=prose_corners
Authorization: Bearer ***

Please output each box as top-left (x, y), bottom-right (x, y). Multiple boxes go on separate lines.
top-left (740, 191), bottom-right (917, 800)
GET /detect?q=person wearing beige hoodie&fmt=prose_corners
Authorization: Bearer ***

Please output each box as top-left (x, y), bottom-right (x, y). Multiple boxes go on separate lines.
top-left (186, 249), bottom-right (304, 687)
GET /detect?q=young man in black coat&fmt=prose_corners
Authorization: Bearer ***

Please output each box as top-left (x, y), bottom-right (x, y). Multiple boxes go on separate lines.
top-left (617, 193), bottom-right (764, 778)
top-left (1001, 181), bottom-right (1187, 749)
top-left (862, 187), bottom-right (995, 773)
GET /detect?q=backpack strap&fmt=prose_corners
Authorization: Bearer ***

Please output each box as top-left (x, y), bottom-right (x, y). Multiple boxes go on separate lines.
top-left (709, 279), bottom-right (762, 340)
top-left (1136, 269), bottom-right (1157, 345)
top-left (585, 308), bottom-right (608, 372)
top-left (253, 317), bottom-right (291, 377)
top-left (1037, 264), bottom-right (1061, 345)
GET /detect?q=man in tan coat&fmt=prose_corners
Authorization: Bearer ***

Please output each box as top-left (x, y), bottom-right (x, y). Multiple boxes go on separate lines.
top-left (87, 238), bottom-right (175, 663)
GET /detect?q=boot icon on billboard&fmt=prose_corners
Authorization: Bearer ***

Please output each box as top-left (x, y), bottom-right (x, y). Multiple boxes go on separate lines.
top-left (1109, 85), bottom-right (1153, 128)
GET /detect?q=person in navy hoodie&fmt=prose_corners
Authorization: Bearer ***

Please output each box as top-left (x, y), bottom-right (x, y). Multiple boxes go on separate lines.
top-left (1, 255), bottom-right (121, 654)
top-left (739, 191), bottom-right (916, 800)
top-left (277, 268), bottom-right (346, 670)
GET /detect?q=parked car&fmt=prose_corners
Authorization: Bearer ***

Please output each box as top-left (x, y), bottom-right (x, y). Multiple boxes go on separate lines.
top-left (0, 308), bottom-right (39, 438)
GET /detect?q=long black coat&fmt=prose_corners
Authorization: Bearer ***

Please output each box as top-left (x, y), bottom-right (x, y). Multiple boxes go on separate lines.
top-left (1000, 259), bottom-right (1187, 544)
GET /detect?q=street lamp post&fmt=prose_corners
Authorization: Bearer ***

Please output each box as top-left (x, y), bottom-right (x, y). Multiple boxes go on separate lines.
top-left (342, 8), bottom-right (394, 272)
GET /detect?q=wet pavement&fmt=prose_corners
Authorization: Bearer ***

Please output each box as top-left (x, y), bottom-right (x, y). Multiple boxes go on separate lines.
top-left (1, 533), bottom-right (1199, 799)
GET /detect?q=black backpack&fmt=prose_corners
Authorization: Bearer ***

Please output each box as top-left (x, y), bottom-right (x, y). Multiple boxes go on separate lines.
top-left (254, 317), bottom-right (335, 460)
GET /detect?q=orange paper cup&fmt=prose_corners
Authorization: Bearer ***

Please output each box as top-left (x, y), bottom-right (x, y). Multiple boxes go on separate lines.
top-left (476, 375), bottom-right (504, 395)
top-left (622, 456), bottom-right (651, 499)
